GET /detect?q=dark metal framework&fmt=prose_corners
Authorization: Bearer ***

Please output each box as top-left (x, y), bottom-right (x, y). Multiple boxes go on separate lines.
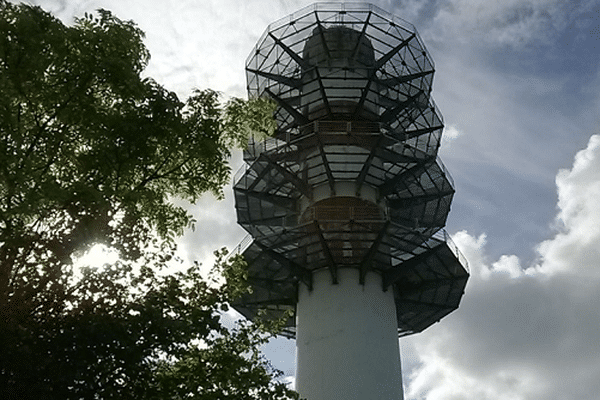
top-left (232, 3), bottom-right (469, 337)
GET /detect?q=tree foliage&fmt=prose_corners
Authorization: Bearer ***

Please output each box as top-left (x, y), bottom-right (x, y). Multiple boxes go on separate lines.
top-left (0, 2), bottom-right (290, 399)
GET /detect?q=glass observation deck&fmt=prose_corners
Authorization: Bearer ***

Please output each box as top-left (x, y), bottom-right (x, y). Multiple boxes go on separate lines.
top-left (231, 3), bottom-right (469, 337)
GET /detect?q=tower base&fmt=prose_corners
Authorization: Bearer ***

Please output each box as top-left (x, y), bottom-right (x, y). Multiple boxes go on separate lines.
top-left (296, 268), bottom-right (404, 400)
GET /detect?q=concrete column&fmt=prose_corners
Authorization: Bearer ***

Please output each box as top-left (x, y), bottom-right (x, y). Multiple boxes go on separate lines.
top-left (296, 268), bottom-right (404, 400)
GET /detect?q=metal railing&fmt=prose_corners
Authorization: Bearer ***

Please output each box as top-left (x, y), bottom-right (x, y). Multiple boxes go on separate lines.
top-left (302, 205), bottom-right (386, 222)
top-left (242, 120), bottom-right (385, 162)
top-left (436, 156), bottom-right (455, 188)
top-left (227, 233), bottom-right (254, 262)
top-left (233, 163), bottom-right (249, 186)
top-left (433, 229), bottom-right (469, 272)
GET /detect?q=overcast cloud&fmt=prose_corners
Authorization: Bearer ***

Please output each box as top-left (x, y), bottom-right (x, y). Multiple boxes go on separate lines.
top-left (402, 135), bottom-right (600, 400)
top-left (20, 0), bottom-right (600, 398)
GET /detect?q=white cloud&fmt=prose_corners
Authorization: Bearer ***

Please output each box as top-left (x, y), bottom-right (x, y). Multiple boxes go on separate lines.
top-left (424, 0), bottom-right (568, 47)
top-left (490, 254), bottom-right (524, 279)
top-left (440, 125), bottom-right (464, 151)
top-left (536, 135), bottom-right (600, 277)
top-left (444, 125), bottom-right (463, 141)
top-left (402, 134), bottom-right (600, 400)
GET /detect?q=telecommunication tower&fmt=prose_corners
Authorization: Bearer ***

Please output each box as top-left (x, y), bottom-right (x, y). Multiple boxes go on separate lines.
top-left (231, 3), bottom-right (469, 400)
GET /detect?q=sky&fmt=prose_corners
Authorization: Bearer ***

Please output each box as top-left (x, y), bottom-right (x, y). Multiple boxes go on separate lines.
top-left (21, 0), bottom-right (600, 399)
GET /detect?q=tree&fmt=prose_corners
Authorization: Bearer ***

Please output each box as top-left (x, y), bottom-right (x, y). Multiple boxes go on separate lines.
top-left (0, 2), bottom-right (294, 398)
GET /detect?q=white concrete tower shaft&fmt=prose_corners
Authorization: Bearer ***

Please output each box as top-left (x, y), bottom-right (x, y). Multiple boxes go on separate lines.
top-left (294, 25), bottom-right (403, 399)
top-left (296, 268), bottom-right (403, 400)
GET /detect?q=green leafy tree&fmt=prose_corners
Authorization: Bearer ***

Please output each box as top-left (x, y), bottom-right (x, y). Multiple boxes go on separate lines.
top-left (0, 2), bottom-right (293, 399)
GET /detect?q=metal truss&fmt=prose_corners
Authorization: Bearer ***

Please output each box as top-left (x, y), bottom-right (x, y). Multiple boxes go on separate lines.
top-left (232, 3), bottom-right (469, 337)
